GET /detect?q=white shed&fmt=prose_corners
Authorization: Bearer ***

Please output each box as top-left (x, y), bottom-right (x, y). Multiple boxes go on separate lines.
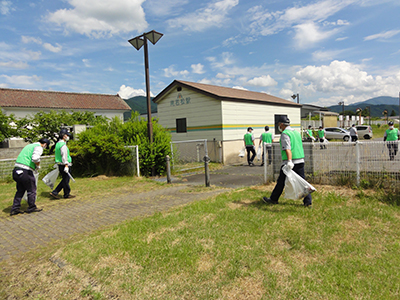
top-left (153, 80), bottom-right (302, 164)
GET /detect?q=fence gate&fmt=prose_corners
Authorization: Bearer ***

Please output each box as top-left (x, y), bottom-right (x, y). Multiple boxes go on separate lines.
top-left (170, 139), bottom-right (208, 173)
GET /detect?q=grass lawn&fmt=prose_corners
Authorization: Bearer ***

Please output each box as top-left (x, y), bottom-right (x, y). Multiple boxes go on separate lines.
top-left (1, 177), bottom-right (400, 299)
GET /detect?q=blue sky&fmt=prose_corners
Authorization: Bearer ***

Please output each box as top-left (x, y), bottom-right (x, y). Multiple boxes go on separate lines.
top-left (1, 0), bottom-right (399, 107)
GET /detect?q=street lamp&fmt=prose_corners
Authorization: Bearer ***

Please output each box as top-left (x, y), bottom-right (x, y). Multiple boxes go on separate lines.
top-left (356, 108), bottom-right (362, 125)
top-left (128, 30), bottom-right (163, 143)
top-left (338, 101), bottom-right (345, 127)
top-left (291, 93), bottom-right (299, 103)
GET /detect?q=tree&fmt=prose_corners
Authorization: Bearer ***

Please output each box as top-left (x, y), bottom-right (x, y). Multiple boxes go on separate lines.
top-left (0, 108), bottom-right (16, 143)
top-left (391, 110), bottom-right (396, 117)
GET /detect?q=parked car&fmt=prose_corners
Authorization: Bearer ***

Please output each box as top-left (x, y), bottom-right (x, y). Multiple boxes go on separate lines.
top-left (324, 127), bottom-right (350, 141)
top-left (350, 125), bottom-right (373, 139)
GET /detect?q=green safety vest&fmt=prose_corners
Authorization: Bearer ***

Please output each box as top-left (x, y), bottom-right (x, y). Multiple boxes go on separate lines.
top-left (318, 130), bottom-right (325, 138)
top-left (55, 141), bottom-right (72, 164)
top-left (307, 129), bottom-right (313, 136)
top-left (280, 129), bottom-right (304, 161)
top-left (244, 133), bottom-right (253, 146)
top-left (386, 128), bottom-right (399, 141)
top-left (15, 143), bottom-right (40, 170)
top-left (261, 132), bottom-right (273, 144)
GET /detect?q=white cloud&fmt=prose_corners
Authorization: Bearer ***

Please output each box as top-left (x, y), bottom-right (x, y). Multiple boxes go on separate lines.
top-left (167, 0), bottom-right (239, 31)
top-left (364, 30), bottom-right (400, 41)
top-left (163, 65), bottom-right (189, 78)
top-left (247, 75), bottom-right (277, 87)
top-left (46, 0), bottom-right (148, 38)
top-left (282, 60), bottom-right (400, 106)
top-left (0, 61), bottom-right (29, 69)
top-left (82, 59), bottom-right (91, 67)
top-left (144, 0), bottom-right (188, 16)
top-left (207, 52), bottom-right (235, 69)
top-left (1, 75), bottom-right (41, 85)
top-left (191, 63), bottom-right (205, 74)
top-left (21, 36), bottom-right (42, 44)
top-left (232, 86), bottom-right (248, 90)
top-left (118, 85), bottom-right (154, 99)
top-left (293, 22), bottom-right (338, 48)
top-left (43, 43), bottom-right (62, 53)
top-left (312, 49), bottom-right (346, 61)
top-left (0, 0), bottom-right (13, 15)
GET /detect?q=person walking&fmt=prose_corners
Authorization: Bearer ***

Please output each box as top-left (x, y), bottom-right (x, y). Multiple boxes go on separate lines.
top-left (50, 129), bottom-right (75, 199)
top-left (244, 127), bottom-right (256, 166)
top-left (10, 138), bottom-right (50, 216)
top-left (262, 116), bottom-right (312, 207)
top-left (349, 124), bottom-right (358, 142)
top-left (305, 125), bottom-right (315, 142)
top-left (318, 126), bottom-right (326, 149)
top-left (384, 121), bottom-right (400, 161)
top-left (258, 125), bottom-right (274, 166)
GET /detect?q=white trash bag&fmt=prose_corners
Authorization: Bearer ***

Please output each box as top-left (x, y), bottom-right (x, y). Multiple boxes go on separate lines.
top-left (23, 171), bottom-right (39, 201)
top-left (256, 145), bottom-right (262, 161)
top-left (238, 147), bottom-right (246, 157)
top-left (42, 165), bottom-right (60, 189)
top-left (282, 165), bottom-right (316, 200)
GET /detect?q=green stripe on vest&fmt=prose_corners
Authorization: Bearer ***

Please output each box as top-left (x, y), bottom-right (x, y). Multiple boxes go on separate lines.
top-left (16, 143), bottom-right (39, 169)
top-left (280, 129), bottom-right (305, 161)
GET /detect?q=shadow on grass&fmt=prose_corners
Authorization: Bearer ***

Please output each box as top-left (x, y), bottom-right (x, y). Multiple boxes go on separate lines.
top-left (232, 198), bottom-right (303, 212)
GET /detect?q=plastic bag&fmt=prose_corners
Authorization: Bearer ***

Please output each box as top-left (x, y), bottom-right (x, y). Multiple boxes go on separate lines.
top-left (42, 165), bottom-right (60, 189)
top-left (256, 145), bottom-right (262, 160)
top-left (23, 171), bottom-right (39, 201)
top-left (238, 147), bottom-right (246, 157)
top-left (282, 165), bottom-right (316, 200)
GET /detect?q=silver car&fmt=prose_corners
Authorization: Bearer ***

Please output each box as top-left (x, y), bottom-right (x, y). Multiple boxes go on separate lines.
top-left (324, 127), bottom-right (350, 141)
top-left (354, 125), bottom-right (373, 139)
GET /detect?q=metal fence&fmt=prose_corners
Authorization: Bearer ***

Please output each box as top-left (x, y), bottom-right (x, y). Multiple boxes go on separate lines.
top-left (0, 156), bottom-right (55, 181)
top-left (170, 139), bottom-right (208, 173)
top-left (263, 141), bottom-right (400, 188)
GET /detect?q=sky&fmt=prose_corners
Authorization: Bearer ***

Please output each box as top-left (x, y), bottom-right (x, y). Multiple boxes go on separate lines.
top-left (1, 0), bottom-right (400, 107)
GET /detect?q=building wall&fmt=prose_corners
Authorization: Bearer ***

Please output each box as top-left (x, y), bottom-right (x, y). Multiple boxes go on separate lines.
top-left (221, 100), bottom-right (302, 141)
top-left (3, 107), bottom-right (125, 120)
top-left (156, 87), bottom-right (223, 141)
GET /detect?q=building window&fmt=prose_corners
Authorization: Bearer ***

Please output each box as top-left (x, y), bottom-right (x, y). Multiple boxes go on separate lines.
top-left (176, 118), bottom-right (187, 133)
top-left (274, 114), bottom-right (288, 134)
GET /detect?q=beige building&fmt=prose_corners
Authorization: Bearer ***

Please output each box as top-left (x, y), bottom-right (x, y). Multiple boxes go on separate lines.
top-left (153, 80), bottom-right (302, 164)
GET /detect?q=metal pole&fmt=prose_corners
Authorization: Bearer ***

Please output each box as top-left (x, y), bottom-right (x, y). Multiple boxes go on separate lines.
top-left (166, 155), bottom-right (171, 184)
top-left (355, 142), bottom-right (360, 187)
top-left (136, 145), bottom-right (140, 177)
top-left (204, 155), bottom-right (210, 187)
top-left (143, 36), bottom-right (153, 144)
top-left (263, 142), bottom-right (267, 184)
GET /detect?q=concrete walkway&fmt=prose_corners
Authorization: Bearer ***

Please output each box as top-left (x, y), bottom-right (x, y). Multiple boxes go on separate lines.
top-left (0, 165), bottom-right (265, 262)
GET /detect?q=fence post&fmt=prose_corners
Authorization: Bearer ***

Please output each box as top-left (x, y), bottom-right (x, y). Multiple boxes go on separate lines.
top-left (165, 155), bottom-right (171, 184)
top-left (204, 155), bottom-right (210, 187)
top-left (136, 145), bottom-right (140, 177)
top-left (355, 141), bottom-right (360, 186)
top-left (263, 142), bottom-right (267, 184)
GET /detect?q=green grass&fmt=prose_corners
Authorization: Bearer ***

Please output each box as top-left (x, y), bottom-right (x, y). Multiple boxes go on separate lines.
top-left (2, 182), bottom-right (399, 299)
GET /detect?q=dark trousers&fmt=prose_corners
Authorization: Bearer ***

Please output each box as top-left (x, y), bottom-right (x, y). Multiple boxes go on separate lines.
top-left (270, 163), bottom-right (312, 206)
top-left (12, 168), bottom-right (37, 212)
top-left (52, 165), bottom-right (71, 198)
top-left (319, 138), bottom-right (326, 149)
top-left (262, 146), bottom-right (272, 165)
top-left (387, 142), bottom-right (398, 161)
top-left (246, 145), bottom-right (256, 164)
top-left (351, 136), bottom-right (358, 142)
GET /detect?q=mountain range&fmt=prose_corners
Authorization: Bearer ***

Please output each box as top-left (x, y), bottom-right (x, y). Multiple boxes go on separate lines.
top-left (327, 96), bottom-right (399, 117)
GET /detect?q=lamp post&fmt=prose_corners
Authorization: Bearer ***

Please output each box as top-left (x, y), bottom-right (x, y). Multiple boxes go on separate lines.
top-left (291, 93), bottom-right (299, 103)
top-left (366, 106), bottom-right (371, 126)
top-left (128, 30), bottom-right (163, 143)
top-left (356, 108), bottom-right (362, 125)
top-left (338, 101), bottom-right (345, 127)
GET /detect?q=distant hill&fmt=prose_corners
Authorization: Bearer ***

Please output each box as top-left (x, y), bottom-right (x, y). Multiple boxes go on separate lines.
top-left (123, 96), bottom-right (157, 121)
top-left (328, 96), bottom-right (399, 117)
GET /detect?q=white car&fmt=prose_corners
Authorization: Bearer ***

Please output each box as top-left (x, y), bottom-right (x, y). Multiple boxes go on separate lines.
top-left (324, 127), bottom-right (350, 141)
top-left (353, 125), bottom-right (373, 139)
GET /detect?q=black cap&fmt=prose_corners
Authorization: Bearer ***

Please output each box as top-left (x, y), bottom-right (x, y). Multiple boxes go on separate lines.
top-left (59, 128), bottom-right (71, 137)
top-left (39, 138), bottom-right (50, 148)
top-left (388, 121), bottom-right (394, 126)
top-left (308, 125), bottom-right (312, 128)
top-left (277, 116), bottom-right (290, 125)
top-left (247, 127), bottom-right (253, 131)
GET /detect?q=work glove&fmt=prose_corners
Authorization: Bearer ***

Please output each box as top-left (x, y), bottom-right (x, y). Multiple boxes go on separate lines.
top-left (64, 166), bottom-right (69, 173)
top-left (287, 160), bottom-right (294, 170)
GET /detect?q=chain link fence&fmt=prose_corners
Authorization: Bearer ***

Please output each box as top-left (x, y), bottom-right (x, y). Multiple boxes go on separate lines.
top-left (170, 139), bottom-right (208, 173)
top-left (0, 156), bottom-right (55, 181)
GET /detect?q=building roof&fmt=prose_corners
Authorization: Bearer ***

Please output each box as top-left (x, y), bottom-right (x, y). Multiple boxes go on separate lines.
top-left (153, 80), bottom-right (301, 107)
top-left (0, 88), bottom-right (131, 111)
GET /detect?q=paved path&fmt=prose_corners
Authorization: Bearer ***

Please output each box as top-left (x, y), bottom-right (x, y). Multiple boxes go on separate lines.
top-left (0, 165), bottom-right (264, 262)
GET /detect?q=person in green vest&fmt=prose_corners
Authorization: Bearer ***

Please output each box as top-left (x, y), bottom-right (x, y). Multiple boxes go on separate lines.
top-left (262, 116), bottom-right (312, 207)
top-left (318, 126), bottom-right (326, 149)
top-left (384, 121), bottom-right (400, 161)
top-left (258, 125), bottom-right (274, 166)
top-left (10, 138), bottom-right (50, 216)
top-left (305, 125), bottom-right (315, 142)
top-left (244, 127), bottom-right (256, 166)
top-left (50, 129), bottom-right (76, 199)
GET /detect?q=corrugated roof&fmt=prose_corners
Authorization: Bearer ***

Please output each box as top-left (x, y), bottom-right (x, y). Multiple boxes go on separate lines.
top-left (153, 80), bottom-right (301, 107)
top-left (0, 88), bottom-right (131, 111)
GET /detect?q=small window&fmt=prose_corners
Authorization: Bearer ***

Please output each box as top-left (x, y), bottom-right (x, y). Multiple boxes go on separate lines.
top-left (176, 118), bottom-right (187, 133)
top-left (274, 114), bottom-right (288, 135)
